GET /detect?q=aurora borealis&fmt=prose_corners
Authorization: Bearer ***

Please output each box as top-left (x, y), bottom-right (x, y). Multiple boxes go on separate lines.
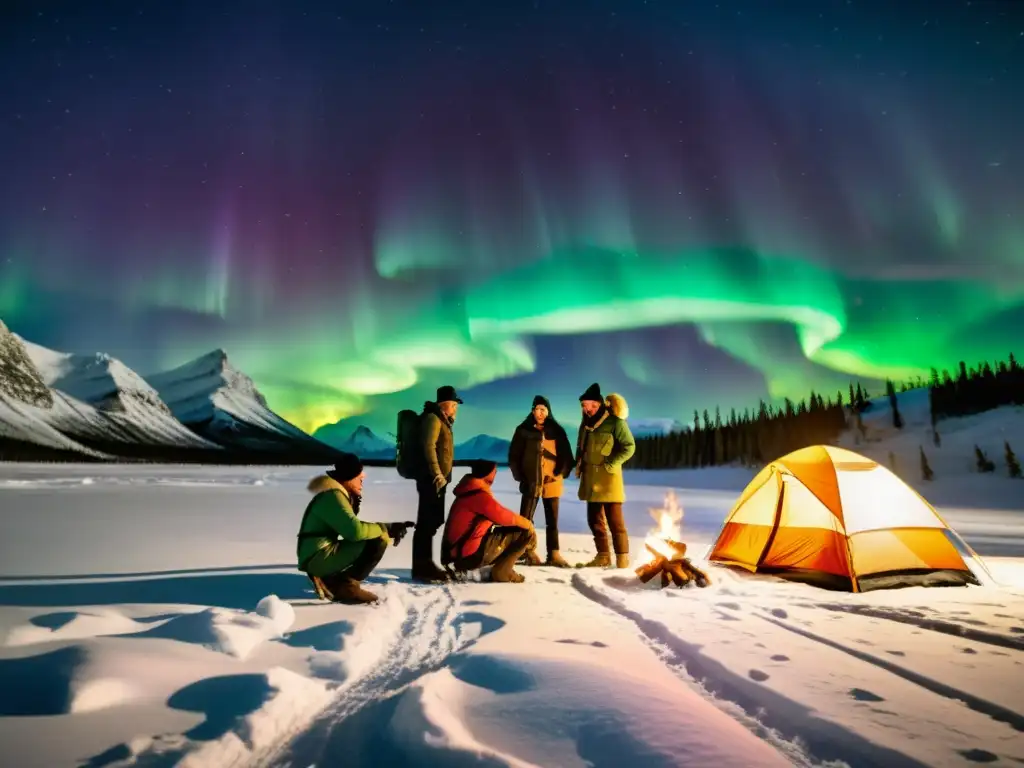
top-left (1, 1), bottom-right (1022, 440)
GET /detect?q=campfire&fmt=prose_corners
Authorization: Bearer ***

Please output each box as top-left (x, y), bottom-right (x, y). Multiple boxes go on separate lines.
top-left (634, 491), bottom-right (711, 589)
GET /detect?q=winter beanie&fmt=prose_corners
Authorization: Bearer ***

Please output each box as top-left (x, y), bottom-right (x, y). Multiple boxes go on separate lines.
top-left (326, 452), bottom-right (364, 483)
top-left (532, 395), bottom-right (552, 411)
top-left (579, 382), bottom-right (603, 403)
top-left (469, 459), bottom-right (498, 479)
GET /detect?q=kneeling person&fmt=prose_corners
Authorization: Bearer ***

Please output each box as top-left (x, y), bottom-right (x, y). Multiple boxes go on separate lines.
top-left (297, 452), bottom-right (412, 604)
top-left (442, 460), bottom-right (536, 583)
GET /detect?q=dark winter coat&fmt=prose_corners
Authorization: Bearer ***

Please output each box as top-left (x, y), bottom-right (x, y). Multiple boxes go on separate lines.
top-left (575, 393), bottom-right (635, 503)
top-left (441, 474), bottom-right (519, 561)
top-left (297, 475), bottom-right (388, 577)
top-left (420, 401), bottom-right (454, 483)
top-left (508, 416), bottom-right (574, 498)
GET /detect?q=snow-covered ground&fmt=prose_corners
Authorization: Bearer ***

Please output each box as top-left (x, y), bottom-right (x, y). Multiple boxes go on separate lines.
top-left (1, 446), bottom-right (1023, 767)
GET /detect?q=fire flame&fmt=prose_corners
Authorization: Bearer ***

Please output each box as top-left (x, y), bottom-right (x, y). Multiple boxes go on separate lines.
top-left (638, 490), bottom-right (684, 565)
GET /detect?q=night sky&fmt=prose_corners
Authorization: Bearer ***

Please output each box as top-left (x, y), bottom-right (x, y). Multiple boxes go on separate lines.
top-left (2, 0), bottom-right (1023, 440)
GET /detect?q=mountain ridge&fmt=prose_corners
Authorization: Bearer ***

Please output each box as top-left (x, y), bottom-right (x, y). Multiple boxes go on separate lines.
top-left (0, 321), bottom-right (344, 464)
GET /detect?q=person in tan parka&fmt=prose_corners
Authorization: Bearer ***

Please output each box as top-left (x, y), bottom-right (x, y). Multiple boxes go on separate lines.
top-left (508, 395), bottom-right (575, 567)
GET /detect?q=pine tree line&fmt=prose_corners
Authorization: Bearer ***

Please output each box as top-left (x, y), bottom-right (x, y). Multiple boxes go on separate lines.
top-left (929, 354), bottom-right (1024, 419)
top-left (630, 394), bottom-right (848, 470)
top-left (632, 352), bottom-right (1023, 471)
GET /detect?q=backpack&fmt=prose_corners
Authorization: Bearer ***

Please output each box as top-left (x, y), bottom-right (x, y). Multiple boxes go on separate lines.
top-left (395, 409), bottom-right (423, 479)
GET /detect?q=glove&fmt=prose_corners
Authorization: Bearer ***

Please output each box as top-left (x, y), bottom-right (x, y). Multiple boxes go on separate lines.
top-left (385, 521), bottom-right (416, 546)
top-left (602, 462), bottom-right (619, 474)
top-left (379, 527), bottom-right (391, 546)
top-left (432, 474), bottom-right (446, 492)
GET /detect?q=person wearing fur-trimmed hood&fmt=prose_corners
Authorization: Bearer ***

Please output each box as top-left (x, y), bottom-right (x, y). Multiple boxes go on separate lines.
top-left (296, 452), bottom-right (412, 604)
top-left (574, 382), bottom-right (636, 569)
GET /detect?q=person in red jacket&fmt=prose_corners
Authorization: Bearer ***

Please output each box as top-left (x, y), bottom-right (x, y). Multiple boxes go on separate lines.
top-left (441, 460), bottom-right (536, 583)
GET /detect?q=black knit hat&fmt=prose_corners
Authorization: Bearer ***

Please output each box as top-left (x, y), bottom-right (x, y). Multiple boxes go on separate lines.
top-left (435, 385), bottom-right (464, 404)
top-left (532, 395), bottom-right (551, 411)
top-left (326, 452), bottom-right (364, 483)
top-left (469, 459), bottom-right (498, 478)
top-left (579, 382), bottom-right (603, 403)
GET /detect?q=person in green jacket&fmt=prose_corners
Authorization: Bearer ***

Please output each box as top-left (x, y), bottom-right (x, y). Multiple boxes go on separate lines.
top-left (574, 382), bottom-right (636, 569)
top-left (297, 452), bottom-right (413, 604)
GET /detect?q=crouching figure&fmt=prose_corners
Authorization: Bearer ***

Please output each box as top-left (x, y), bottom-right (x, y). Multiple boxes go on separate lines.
top-left (441, 460), bottom-right (536, 583)
top-left (297, 452), bottom-right (413, 604)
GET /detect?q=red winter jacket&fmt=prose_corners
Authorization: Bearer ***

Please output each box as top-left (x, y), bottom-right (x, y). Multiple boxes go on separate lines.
top-left (442, 474), bottom-right (519, 561)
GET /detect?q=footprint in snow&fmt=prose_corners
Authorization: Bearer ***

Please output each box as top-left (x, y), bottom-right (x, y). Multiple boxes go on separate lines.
top-left (960, 647), bottom-right (978, 655)
top-left (717, 602), bottom-right (740, 610)
top-left (770, 608), bottom-right (788, 619)
top-left (556, 639), bottom-right (608, 648)
top-left (1010, 627), bottom-right (1024, 634)
top-left (748, 669), bottom-right (770, 682)
top-left (958, 748), bottom-right (999, 763)
top-left (770, 654), bottom-right (789, 662)
top-left (886, 650), bottom-right (905, 657)
top-left (849, 688), bottom-right (885, 702)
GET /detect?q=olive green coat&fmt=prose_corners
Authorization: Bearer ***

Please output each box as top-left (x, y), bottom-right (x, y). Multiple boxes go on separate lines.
top-left (575, 395), bottom-right (635, 503)
top-left (508, 418), bottom-right (574, 499)
top-left (420, 402), bottom-right (454, 483)
top-left (297, 475), bottom-right (387, 577)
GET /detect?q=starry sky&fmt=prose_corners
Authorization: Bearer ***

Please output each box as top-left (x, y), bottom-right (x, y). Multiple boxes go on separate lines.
top-left (1, 0), bottom-right (1023, 441)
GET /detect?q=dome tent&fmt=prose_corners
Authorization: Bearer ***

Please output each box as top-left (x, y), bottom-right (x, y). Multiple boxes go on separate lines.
top-left (708, 445), bottom-right (986, 592)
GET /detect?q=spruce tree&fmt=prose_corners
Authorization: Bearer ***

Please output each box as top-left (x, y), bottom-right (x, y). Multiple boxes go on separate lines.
top-left (1006, 441), bottom-right (1022, 479)
top-left (974, 445), bottom-right (996, 473)
top-left (919, 446), bottom-right (934, 481)
top-left (885, 379), bottom-right (904, 429)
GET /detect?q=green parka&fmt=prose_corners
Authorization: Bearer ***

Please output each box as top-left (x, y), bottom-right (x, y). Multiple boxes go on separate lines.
top-left (575, 393), bottom-right (635, 503)
top-left (297, 475), bottom-right (388, 577)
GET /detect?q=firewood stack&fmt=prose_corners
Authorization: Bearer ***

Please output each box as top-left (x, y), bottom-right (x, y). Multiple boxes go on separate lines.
top-left (635, 539), bottom-right (711, 589)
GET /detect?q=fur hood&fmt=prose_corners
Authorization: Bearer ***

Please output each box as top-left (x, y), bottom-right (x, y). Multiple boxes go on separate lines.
top-left (307, 474), bottom-right (348, 496)
top-left (605, 393), bottom-right (629, 420)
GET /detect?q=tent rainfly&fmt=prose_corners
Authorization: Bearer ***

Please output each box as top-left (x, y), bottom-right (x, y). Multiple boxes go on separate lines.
top-left (708, 445), bottom-right (986, 592)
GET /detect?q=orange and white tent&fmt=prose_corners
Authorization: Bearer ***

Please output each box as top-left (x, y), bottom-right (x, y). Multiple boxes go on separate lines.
top-left (708, 445), bottom-right (985, 592)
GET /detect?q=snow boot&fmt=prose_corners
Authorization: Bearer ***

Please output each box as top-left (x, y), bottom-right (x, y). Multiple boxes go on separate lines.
top-left (615, 554), bottom-right (630, 569)
top-left (545, 550), bottom-right (571, 568)
top-left (521, 548), bottom-right (543, 566)
top-left (308, 575), bottom-right (331, 600)
top-left (490, 559), bottom-right (526, 583)
top-left (412, 560), bottom-right (451, 584)
top-left (322, 575), bottom-right (379, 605)
top-left (575, 552), bottom-right (612, 569)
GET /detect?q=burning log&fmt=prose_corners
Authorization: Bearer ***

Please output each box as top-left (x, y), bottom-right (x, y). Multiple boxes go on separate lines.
top-left (635, 541), bottom-right (711, 589)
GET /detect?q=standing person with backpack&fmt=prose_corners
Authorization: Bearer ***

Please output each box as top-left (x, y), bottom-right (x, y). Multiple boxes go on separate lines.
top-left (395, 385), bottom-right (463, 583)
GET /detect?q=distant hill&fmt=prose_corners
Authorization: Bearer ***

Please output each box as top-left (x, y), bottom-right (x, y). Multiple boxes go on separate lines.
top-left (455, 434), bottom-right (511, 463)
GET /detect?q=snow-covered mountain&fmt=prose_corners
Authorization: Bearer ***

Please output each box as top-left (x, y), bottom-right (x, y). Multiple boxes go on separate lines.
top-left (327, 425), bottom-right (396, 459)
top-left (0, 320), bottom-right (111, 459)
top-left (631, 418), bottom-right (685, 437)
top-left (148, 349), bottom-right (340, 459)
top-left (20, 339), bottom-right (221, 451)
top-left (455, 434), bottom-right (511, 463)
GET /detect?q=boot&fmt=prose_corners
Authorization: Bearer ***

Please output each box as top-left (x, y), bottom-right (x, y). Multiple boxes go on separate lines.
top-left (615, 554), bottom-right (630, 569)
top-left (490, 560), bottom-right (526, 583)
top-left (575, 552), bottom-right (612, 569)
top-left (308, 575), bottom-right (331, 600)
top-left (522, 548), bottom-right (543, 566)
top-left (412, 559), bottom-right (452, 584)
top-left (322, 575), bottom-right (379, 605)
top-left (545, 550), bottom-right (571, 568)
